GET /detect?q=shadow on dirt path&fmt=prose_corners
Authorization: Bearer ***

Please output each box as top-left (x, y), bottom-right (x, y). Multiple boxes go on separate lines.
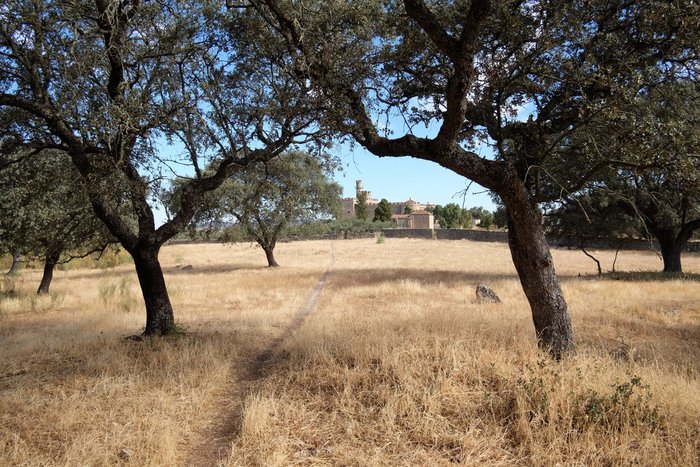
top-left (184, 245), bottom-right (335, 467)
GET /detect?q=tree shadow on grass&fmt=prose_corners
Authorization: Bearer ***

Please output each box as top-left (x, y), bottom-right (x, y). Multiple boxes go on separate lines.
top-left (64, 263), bottom-right (271, 281)
top-left (166, 263), bottom-right (270, 275)
top-left (602, 271), bottom-right (700, 282)
top-left (0, 324), bottom-right (265, 391)
top-left (326, 267), bottom-right (606, 291)
top-left (326, 267), bottom-right (517, 290)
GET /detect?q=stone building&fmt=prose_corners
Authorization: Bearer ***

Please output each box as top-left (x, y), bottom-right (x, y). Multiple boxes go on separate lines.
top-left (391, 210), bottom-right (434, 229)
top-left (340, 180), bottom-right (434, 229)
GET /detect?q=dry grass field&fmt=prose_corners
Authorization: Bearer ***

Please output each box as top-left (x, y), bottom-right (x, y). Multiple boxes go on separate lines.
top-left (1, 238), bottom-right (699, 466)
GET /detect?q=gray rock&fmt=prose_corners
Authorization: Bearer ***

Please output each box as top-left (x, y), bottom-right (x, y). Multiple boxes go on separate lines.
top-left (475, 284), bottom-right (501, 303)
top-left (181, 264), bottom-right (193, 270)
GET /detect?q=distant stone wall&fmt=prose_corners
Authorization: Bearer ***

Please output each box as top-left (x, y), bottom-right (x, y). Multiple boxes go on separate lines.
top-left (381, 228), bottom-right (700, 252)
top-left (381, 228), bottom-right (434, 239)
top-left (435, 229), bottom-right (509, 242)
top-left (381, 228), bottom-right (508, 242)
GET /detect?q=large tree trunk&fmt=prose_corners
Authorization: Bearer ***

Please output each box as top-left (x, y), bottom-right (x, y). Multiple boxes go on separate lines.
top-left (37, 250), bottom-right (61, 295)
top-left (657, 232), bottom-right (684, 273)
top-left (504, 195), bottom-right (574, 359)
top-left (6, 251), bottom-right (21, 275)
top-left (263, 245), bottom-right (279, 267)
top-left (131, 246), bottom-right (176, 335)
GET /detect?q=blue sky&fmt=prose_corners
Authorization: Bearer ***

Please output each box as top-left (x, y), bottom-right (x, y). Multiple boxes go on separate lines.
top-left (331, 144), bottom-right (497, 210)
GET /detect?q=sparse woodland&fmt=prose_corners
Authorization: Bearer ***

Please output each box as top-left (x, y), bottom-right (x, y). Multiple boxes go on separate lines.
top-left (1, 0), bottom-right (700, 464)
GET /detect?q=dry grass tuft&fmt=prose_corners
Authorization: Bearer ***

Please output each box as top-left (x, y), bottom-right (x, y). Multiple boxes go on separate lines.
top-left (1, 239), bottom-right (698, 466)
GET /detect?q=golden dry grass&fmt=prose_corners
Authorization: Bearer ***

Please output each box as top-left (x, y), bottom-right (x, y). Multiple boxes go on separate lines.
top-left (1, 238), bottom-right (699, 466)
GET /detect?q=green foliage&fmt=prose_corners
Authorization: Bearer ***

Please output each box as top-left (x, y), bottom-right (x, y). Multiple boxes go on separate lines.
top-left (493, 206), bottom-right (508, 229)
top-left (373, 199), bottom-right (393, 222)
top-left (545, 190), bottom-right (642, 248)
top-left (578, 376), bottom-right (661, 431)
top-left (375, 233), bottom-right (385, 244)
top-left (285, 219), bottom-right (393, 238)
top-left (0, 149), bottom-right (115, 267)
top-left (468, 207), bottom-right (490, 223)
top-left (356, 191), bottom-right (369, 221)
top-left (544, 82), bottom-right (700, 272)
top-left (479, 211), bottom-right (494, 229)
top-left (433, 203), bottom-right (471, 229)
top-left (331, 219), bottom-right (393, 234)
top-left (517, 363), bottom-right (663, 433)
top-left (219, 224), bottom-right (253, 244)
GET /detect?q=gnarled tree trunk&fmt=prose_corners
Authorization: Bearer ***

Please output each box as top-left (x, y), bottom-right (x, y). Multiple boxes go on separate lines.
top-left (263, 245), bottom-right (279, 267)
top-left (131, 246), bottom-right (175, 335)
top-left (503, 190), bottom-right (574, 359)
top-left (6, 251), bottom-right (21, 275)
top-left (659, 238), bottom-right (683, 273)
top-left (652, 226), bottom-right (695, 273)
top-left (37, 250), bottom-right (61, 295)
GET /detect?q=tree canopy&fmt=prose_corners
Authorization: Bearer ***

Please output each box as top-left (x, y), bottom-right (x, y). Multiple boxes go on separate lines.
top-left (433, 203), bottom-right (471, 229)
top-left (373, 199), bottom-right (393, 222)
top-left (355, 191), bottom-right (369, 221)
top-left (545, 81), bottom-right (700, 273)
top-left (0, 148), bottom-right (114, 293)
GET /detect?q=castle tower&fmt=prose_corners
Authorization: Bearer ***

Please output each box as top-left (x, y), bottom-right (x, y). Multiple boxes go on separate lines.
top-left (356, 180), bottom-right (363, 199)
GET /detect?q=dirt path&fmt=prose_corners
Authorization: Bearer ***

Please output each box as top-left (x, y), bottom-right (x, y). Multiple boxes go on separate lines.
top-left (184, 247), bottom-right (335, 466)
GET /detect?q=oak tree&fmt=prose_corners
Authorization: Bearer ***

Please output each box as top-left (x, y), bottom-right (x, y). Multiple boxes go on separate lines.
top-left (251, 0), bottom-right (699, 357)
top-left (546, 82), bottom-right (700, 273)
top-left (169, 151), bottom-right (341, 267)
top-left (1, 0), bottom-right (322, 334)
top-left (0, 148), bottom-right (114, 293)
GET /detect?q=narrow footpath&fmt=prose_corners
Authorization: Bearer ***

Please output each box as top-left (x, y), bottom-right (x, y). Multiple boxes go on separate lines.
top-left (185, 247), bottom-right (335, 466)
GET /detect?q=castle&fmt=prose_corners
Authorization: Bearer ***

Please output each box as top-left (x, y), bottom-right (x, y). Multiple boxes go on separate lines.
top-left (340, 180), bottom-right (435, 229)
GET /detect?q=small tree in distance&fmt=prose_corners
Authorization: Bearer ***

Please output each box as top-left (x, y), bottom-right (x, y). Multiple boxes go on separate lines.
top-left (479, 211), bottom-right (494, 229)
top-left (433, 203), bottom-right (471, 229)
top-left (493, 206), bottom-right (508, 229)
top-left (172, 151), bottom-right (341, 267)
top-left (373, 199), bottom-right (393, 222)
top-left (355, 191), bottom-right (369, 221)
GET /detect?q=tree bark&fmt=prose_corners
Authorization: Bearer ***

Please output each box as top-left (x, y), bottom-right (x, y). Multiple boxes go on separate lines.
top-left (131, 246), bottom-right (176, 335)
top-left (658, 233), bottom-right (684, 273)
top-left (504, 192), bottom-right (574, 359)
top-left (6, 251), bottom-right (21, 275)
top-left (263, 245), bottom-right (279, 267)
top-left (37, 250), bottom-right (61, 295)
